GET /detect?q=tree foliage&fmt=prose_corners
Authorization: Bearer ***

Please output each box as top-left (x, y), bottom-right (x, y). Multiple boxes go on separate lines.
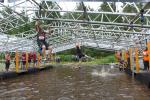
top-left (121, 3), bottom-right (144, 31)
top-left (0, 7), bottom-right (34, 35)
top-left (35, 1), bottom-right (61, 25)
top-left (99, 2), bottom-right (123, 23)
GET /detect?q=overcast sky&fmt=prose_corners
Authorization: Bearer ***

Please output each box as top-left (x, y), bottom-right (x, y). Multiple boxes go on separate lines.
top-left (1, 0), bottom-right (123, 19)
top-left (4, 0), bottom-right (123, 11)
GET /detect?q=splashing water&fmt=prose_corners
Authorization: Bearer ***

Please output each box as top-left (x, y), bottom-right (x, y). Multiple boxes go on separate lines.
top-left (110, 63), bottom-right (114, 69)
top-left (91, 66), bottom-right (116, 77)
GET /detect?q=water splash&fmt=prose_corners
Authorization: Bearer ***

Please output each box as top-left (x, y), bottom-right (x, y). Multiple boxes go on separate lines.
top-left (91, 66), bottom-right (116, 77)
top-left (110, 63), bottom-right (114, 69)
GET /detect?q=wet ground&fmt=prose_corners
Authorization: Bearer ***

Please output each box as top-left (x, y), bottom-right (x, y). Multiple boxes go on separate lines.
top-left (0, 64), bottom-right (150, 100)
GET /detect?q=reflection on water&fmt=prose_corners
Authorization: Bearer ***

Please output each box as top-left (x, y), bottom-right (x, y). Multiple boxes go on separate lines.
top-left (0, 65), bottom-right (150, 100)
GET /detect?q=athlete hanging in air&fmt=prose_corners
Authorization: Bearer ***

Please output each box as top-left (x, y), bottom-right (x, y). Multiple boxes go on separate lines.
top-left (35, 20), bottom-right (54, 56)
top-left (35, 20), bottom-right (49, 51)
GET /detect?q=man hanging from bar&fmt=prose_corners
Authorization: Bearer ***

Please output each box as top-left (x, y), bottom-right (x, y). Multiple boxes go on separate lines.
top-left (35, 20), bottom-right (52, 56)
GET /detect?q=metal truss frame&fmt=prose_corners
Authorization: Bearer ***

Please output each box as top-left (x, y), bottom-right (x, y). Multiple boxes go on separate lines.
top-left (0, 0), bottom-right (149, 53)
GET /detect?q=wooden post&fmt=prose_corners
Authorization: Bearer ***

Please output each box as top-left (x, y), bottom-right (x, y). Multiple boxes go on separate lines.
top-left (135, 48), bottom-right (140, 73)
top-left (129, 48), bottom-right (132, 71)
top-left (123, 49), bottom-right (127, 62)
top-left (37, 52), bottom-right (41, 67)
top-left (25, 52), bottom-right (28, 70)
top-left (122, 49), bottom-right (125, 61)
top-left (15, 50), bottom-right (19, 72)
top-left (124, 50), bottom-right (127, 62)
top-left (42, 47), bottom-right (46, 59)
top-left (147, 41), bottom-right (150, 70)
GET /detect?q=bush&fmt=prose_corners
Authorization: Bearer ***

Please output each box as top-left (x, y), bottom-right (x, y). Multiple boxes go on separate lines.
top-left (59, 55), bottom-right (72, 62)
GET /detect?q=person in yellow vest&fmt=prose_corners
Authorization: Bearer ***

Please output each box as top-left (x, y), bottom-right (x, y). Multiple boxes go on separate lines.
top-left (143, 48), bottom-right (149, 70)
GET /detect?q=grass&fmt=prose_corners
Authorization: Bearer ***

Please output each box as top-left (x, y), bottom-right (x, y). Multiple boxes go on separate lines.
top-left (54, 54), bottom-right (116, 65)
top-left (83, 55), bottom-right (115, 64)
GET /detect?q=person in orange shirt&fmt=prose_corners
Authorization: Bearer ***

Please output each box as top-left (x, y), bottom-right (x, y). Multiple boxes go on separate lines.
top-left (143, 48), bottom-right (149, 70)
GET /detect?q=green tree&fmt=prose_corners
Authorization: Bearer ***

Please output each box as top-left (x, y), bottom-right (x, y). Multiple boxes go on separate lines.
top-left (122, 3), bottom-right (144, 31)
top-left (122, 3), bottom-right (143, 24)
top-left (0, 7), bottom-right (33, 35)
top-left (99, 2), bottom-right (123, 23)
top-left (35, 1), bottom-right (61, 25)
top-left (63, 2), bottom-right (93, 20)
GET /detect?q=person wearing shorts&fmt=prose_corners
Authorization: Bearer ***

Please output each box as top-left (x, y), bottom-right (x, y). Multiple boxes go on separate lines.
top-left (33, 52), bottom-right (37, 67)
top-left (5, 51), bottom-right (10, 72)
top-left (76, 45), bottom-right (84, 60)
top-left (35, 20), bottom-right (49, 50)
top-left (22, 52), bottom-right (26, 70)
top-left (28, 52), bottom-right (32, 67)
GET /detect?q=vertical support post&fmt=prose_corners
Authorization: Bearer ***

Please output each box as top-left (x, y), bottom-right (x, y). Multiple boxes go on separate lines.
top-left (37, 52), bottom-right (41, 67)
top-left (147, 41), bottom-right (150, 70)
top-left (124, 49), bottom-right (126, 62)
top-left (48, 47), bottom-right (51, 63)
top-left (122, 49), bottom-right (125, 61)
top-left (15, 50), bottom-right (19, 72)
top-left (124, 50), bottom-right (127, 62)
top-left (115, 51), bottom-right (118, 63)
top-left (129, 48), bottom-right (132, 71)
top-left (135, 48), bottom-right (140, 73)
top-left (43, 47), bottom-right (46, 59)
top-left (25, 52), bottom-right (28, 70)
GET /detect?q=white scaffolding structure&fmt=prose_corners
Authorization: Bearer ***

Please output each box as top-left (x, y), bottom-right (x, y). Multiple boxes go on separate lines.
top-left (0, 0), bottom-right (149, 53)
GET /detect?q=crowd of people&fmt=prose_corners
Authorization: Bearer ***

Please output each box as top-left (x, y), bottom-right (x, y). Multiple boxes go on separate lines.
top-left (21, 51), bottom-right (37, 69)
top-left (4, 51), bottom-right (38, 72)
top-left (115, 47), bottom-right (150, 71)
top-left (4, 44), bottom-right (84, 71)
